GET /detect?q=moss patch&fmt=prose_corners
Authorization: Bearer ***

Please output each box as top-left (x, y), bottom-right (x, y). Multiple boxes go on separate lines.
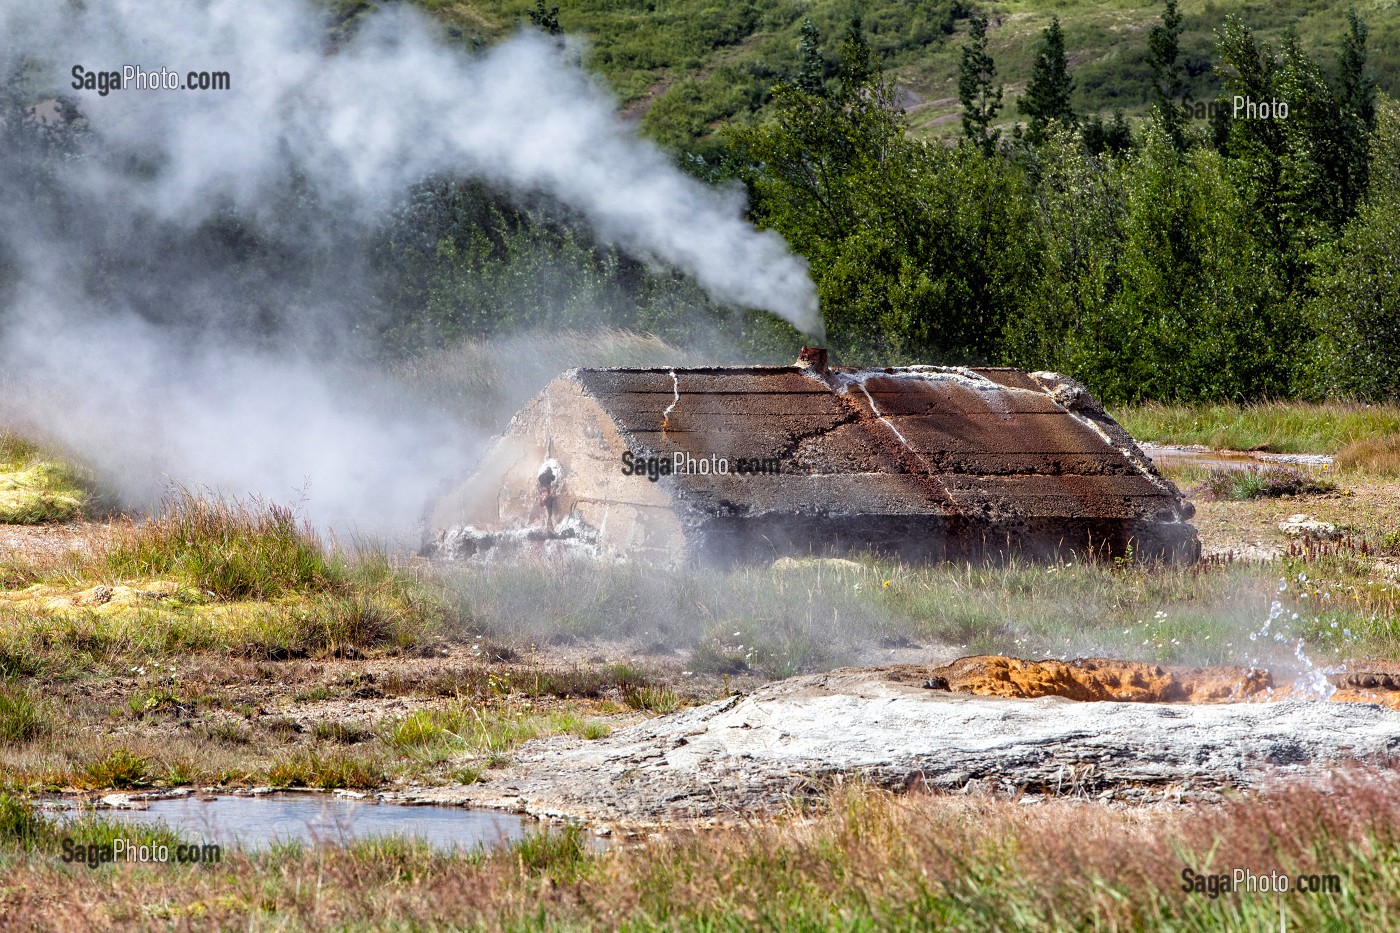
top-left (0, 435), bottom-right (91, 524)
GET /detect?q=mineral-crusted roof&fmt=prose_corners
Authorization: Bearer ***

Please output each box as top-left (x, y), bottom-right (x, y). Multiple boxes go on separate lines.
top-left (570, 364), bottom-right (1186, 525)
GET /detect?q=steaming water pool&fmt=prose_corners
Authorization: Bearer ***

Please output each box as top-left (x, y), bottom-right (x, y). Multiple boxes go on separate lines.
top-left (51, 794), bottom-right (534, 853)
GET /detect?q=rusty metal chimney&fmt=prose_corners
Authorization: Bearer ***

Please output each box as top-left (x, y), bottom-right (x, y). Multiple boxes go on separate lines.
top-left (795, 346), bottom-right (828, 375)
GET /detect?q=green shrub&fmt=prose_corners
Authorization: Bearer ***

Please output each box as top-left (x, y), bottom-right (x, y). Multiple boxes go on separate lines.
top-left (83, 748), bottom-right (151, 789)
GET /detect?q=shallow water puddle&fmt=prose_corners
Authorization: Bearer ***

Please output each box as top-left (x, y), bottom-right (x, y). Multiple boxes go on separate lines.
top-left (1140, 443), bottom-right (1333, 471)
top-left (55, 794), bottom-right (533, 853)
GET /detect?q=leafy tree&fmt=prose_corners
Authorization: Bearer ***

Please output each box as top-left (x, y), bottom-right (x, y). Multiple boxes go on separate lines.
top-left (1273, 31), bottom-right (1350, 238)
top-left (1307, 97), bottom-right (1400, 400)
top-left (1337, 7), bottom-right (1377, 133)
top-left (1010, 124), bottom-right (1296, 402)
top-left (1217, 20), bottom-right (1350, 299)
top-left (958, 13), bottom-right (1002, 154)
top-left (732, 24), bottom-right (1038, 363)
top-left (1018, 17), bottom-right (1075, 144)
top-left (1216, 20), bottom-right (1293, 276)
top-left (1004, 129), bottom-right (1124, 380)
top-left (1146, 0), bottom-right (1187, 149)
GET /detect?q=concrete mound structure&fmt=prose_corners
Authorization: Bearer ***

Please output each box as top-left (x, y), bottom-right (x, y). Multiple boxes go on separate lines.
top-left (425, 351), bottom-right (1199, 565)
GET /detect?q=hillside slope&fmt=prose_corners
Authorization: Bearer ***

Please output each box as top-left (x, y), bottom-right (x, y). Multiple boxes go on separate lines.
top-left (395, 0), bottom-right (1400, 145)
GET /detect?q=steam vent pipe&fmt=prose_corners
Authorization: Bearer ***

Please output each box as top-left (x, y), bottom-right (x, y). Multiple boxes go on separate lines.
top-left (425, 350), bottom-right (1200, 567)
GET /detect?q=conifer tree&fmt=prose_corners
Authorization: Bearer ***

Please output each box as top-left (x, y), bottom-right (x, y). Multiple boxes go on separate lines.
top-left (527, 0), bottom-right (562, 36)
top-left (1147, 0), bottom-right (1187, 148)
top-left (959, 13), bottom-right (1003, 154)
top-left (795, 19), bottom-right (827, 96)
top-left (1335, 6), bottom-right (1377, 216)
top-left (1018, 17), bottom-right (1075, 144)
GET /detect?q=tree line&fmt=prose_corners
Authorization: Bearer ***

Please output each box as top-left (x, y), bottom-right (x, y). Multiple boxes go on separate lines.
top-left (2, 4), bottom-right (1395, 404)
top-left (729, 4), bottom-right (1395, 402)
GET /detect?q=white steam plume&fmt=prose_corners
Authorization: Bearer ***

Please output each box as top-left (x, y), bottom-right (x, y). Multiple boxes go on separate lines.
top-left (4, 1), bottom-right (822, 335)
top-left (0, 0), bottom-right (822, 535)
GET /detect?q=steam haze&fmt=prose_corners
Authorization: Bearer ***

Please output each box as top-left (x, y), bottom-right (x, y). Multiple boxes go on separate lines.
top-left (0, 0), bottom-right (821, 534)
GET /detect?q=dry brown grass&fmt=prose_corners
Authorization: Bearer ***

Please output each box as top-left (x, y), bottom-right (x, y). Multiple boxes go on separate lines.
top-left (1337, 435), bottom-right (1400, 476)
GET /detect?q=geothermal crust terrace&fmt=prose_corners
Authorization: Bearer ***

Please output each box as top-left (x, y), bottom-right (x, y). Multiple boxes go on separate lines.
top-left (401, 661), bottom-right (1400, 826)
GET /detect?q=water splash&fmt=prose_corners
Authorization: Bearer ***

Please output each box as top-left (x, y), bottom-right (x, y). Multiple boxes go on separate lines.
top-left (1291, 638), bottom-right (1338, 701)
top-left (1246, 579), bottom-right (1338, 702)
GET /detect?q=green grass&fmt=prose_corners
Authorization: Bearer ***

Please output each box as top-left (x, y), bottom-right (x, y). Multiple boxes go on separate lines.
top-left (379, 703), bottom-right (611, 758)
top-left (0, 432), bottom-right (92, 524)
top-left (104, 490), bottom-right (346, 600)
top-left (1112, 401), bottom-right (1400, 454)
top-left (1194, 465), bottom-right (1337, 500)
top-left (621, 683), bottom-right (682, 714)
top-left (0, 792), bottom-right (189, 857)
top-left (81, 748), bottom-right (151, 790)
top-left (266, 749), bottom-right (388, 790)
top-left (0, 492), bottom-right (459, 671)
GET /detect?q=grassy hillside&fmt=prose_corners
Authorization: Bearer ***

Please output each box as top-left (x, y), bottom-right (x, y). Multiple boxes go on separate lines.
top-left (399, 0), bottom-right (1400, 145)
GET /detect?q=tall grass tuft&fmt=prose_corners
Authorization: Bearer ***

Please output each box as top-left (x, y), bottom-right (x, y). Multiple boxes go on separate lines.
top-left (0, 686), bottom-right (50, 742)
top-left (1195, 465), bottom-right (1336, 500)
top-left (507, 824), bottom-right (590, 880)
top-left (106, 490), bottom-right (345, 600)
top-left (0, 793), bottom-right (43, 847)
top-left (267, 749), bottom-right (387, 789)
top-left (82, 748), bottom-right (151, 789)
